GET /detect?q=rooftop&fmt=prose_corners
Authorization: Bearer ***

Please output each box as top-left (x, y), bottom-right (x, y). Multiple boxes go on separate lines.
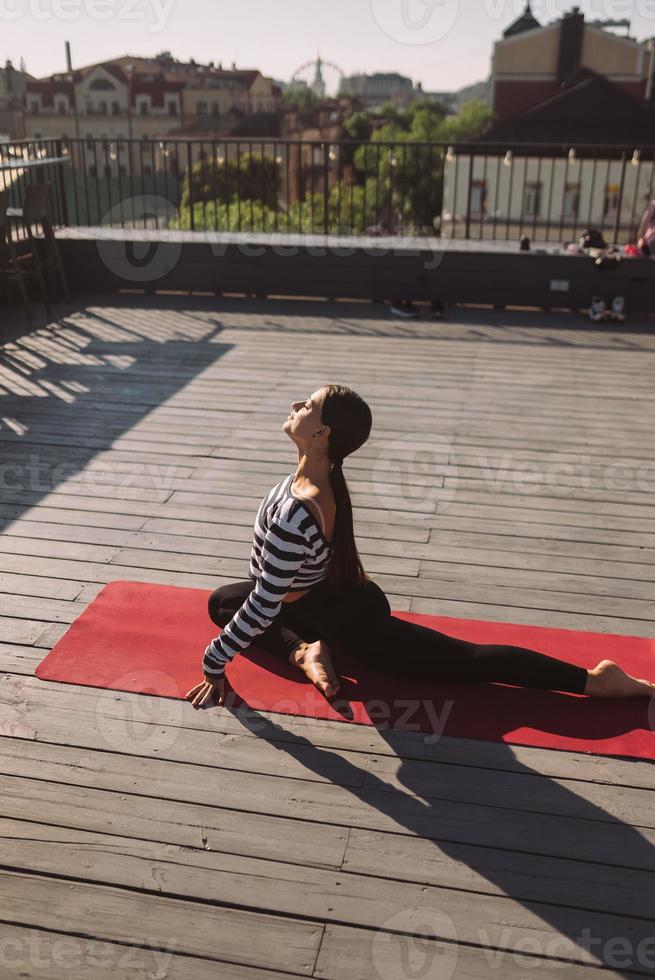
top-left (1, 292), bottom-right (654, 977)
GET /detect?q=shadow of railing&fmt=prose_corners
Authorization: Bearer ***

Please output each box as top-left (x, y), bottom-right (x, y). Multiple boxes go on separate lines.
top-left (0, 297), bottom-right (232, 541)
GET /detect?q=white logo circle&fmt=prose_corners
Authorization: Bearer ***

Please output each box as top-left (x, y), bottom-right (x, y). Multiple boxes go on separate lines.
top-left (94, 668), bottom-right (184, 755)
top-left (372, 906), bottom-right (459, 979)
top-left (369, 0), bottom-right (460, 45)
top-left (370, 435), bottom-right (458, 521)
top-left (96, 195), bottom-right (182, 283)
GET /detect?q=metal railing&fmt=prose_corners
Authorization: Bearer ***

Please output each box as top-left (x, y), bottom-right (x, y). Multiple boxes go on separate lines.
top-left (1, 136), bottom-right (653, 244)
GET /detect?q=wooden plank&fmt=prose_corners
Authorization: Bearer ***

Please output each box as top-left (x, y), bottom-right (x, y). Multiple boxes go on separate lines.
top-left (1, 740), bottom-right (654, 871)
top-left (1, 819), bottom-right (652, 966)
top-left (0, 574), bottom-right (83, 600)
top-left (1, 677), bottom-right (654, 824)
top-left (0, 870), bottom-right (322, 975)
top-left (0, 923), bottom-right (304, 980)
top-left (2, 656), bottom-right (653, 789)
top-left (314, 923), bottom-right (647, 979)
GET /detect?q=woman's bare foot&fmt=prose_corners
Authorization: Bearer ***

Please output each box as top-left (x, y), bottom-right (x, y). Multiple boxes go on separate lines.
top-left (289, 640), bottom-right (341, 698)
top-left (584, 659), bottom-right (655, 698)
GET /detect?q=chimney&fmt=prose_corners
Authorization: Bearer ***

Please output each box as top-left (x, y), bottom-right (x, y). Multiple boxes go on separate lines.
top-left (4, 58), bottom-right (14, 95)
top-left (557, 6), bottom-right (584, 83)
top-left (65, 41), bottom-right (73, 73)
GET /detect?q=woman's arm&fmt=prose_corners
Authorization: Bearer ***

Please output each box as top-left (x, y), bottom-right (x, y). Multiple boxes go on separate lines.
top-left (202, 514), bottom-right (310, 678)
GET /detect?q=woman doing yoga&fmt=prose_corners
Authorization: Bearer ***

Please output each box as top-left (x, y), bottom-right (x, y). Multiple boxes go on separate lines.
top-left (186, 383), bottom-right (655, 709)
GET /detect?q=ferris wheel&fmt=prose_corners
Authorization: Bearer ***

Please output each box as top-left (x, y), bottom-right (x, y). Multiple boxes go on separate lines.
top-left (291, 56), bottom-right (345, 97)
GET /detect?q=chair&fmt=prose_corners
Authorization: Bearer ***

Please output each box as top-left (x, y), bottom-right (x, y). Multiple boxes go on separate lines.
top-left (7, 181), bottom-right (70, 316)
top-left (0, 187), bottom-right (33, 319)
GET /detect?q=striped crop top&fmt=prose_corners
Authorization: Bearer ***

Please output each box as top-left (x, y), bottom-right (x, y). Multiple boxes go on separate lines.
top-left (203, 473), bottom-right (333, 677)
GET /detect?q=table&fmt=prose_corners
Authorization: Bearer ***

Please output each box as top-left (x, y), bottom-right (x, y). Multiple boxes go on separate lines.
top-left (0, 155), bottom-right (70, 171)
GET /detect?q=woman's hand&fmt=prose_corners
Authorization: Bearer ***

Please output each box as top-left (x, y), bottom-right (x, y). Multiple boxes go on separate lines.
top-left (185, 674), bottom-right (225, 709)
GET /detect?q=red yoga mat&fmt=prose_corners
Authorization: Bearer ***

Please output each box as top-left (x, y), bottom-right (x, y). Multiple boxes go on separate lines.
top-left (34, 580), bottom-right (655, 760)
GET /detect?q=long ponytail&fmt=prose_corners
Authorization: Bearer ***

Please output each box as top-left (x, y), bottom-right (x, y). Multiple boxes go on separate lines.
top-left (320, 384), bottom-right (372, 592)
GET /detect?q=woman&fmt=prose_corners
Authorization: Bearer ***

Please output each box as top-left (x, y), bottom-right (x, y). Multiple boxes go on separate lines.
top-left (186, 383), bottom-right (654, 709)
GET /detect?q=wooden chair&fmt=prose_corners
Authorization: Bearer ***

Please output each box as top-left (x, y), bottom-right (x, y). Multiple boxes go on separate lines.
top-left (7, 181), bottom-right (70, 316)
top-left (0, 187), bottom-right (33, 319)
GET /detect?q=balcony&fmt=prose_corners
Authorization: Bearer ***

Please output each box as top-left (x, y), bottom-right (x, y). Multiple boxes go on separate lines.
top-left (3, 135), bottom-right (655, 317)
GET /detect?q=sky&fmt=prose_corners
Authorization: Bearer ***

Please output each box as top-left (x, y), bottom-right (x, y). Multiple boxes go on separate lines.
top-left (3, 0), bottom-right (655, 92)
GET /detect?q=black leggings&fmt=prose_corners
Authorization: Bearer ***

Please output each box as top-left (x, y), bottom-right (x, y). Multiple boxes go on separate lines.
top-left (207, 578), bottom-right (589, 694)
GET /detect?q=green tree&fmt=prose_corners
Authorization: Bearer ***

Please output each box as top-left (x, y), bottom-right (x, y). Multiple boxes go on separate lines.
top-left (180, 152), bottom-right (280, 211)
top-left (171, 195), bottom-right (280, 232)
top-left (350, 98), bottom-right (492, 231)
top-left (283, 86), bottom-right (319, 113)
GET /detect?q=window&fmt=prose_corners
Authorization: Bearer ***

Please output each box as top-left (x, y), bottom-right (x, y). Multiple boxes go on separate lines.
top-left (139, 102), bottom-right (149, 115)
top-left (33, 131), bottom-right (42, 139)
top-left (563, 182), bottom-right (580, 218)
top-left (119, 165), bottom-right (127, 177)
top-left (89, 164), bottom-right (97, 177)
top-left (98, 101), bottom-right (108, 115)
top-left (470, 179), bottom-right (487, 216)
top-left (112, 101), bottom-right (120, 115)
top-left (57, 101), bottom-right (67, 114)
top-left (30, 100), bottom-right (39, 113)
top-left (523, 182), bottom-right (542, 217)
top-left (167, 101), bottom-right (177, 115)
top-left (211, 102), bottom-right (219, 116)
top-left (196, 101), bottom-right (208, 114)
top-left (85, 134), bottom-right (94, 149)
top-left (90, 78), bottom-right (116, 91)
top-left (143, 164), bottom-right (152, 175)
top-left (604, 183), bottom-right (620, 217)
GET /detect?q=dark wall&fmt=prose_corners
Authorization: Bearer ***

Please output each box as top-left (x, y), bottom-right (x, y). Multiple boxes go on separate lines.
top-left (57, 232), bottom-right (655, 313)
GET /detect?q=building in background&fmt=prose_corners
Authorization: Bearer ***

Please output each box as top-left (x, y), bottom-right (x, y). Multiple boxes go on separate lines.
top-left (22, 50), bottom-right (282, 175)
top-left (442, 4), bottom-right (655, 242)
top-left (0, 59), bottom-right (33, 140)
top-left (339, 72), bottom-right (417, 108)
top-left (282, 96), bottom-right (360, 205)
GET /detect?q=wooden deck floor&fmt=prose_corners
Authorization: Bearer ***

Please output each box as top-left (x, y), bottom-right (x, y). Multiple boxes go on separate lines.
top-left (1, 293), bottom-right (654, 979)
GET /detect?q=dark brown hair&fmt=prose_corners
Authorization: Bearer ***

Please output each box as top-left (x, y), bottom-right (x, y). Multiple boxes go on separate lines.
top-left (319, 383), bottom-right (372, 592)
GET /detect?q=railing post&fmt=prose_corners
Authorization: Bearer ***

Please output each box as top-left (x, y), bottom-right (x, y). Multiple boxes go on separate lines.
top-left (323, 141), bottom-right (329, 235)
top-left (465, 153), bottom-right (473, 240)
top-left (186, 141), bottom-right (195, 231)
top-left (613, 150), bottom-right (627, 245)
top-left (55, 138), bottom-right (69, 227)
